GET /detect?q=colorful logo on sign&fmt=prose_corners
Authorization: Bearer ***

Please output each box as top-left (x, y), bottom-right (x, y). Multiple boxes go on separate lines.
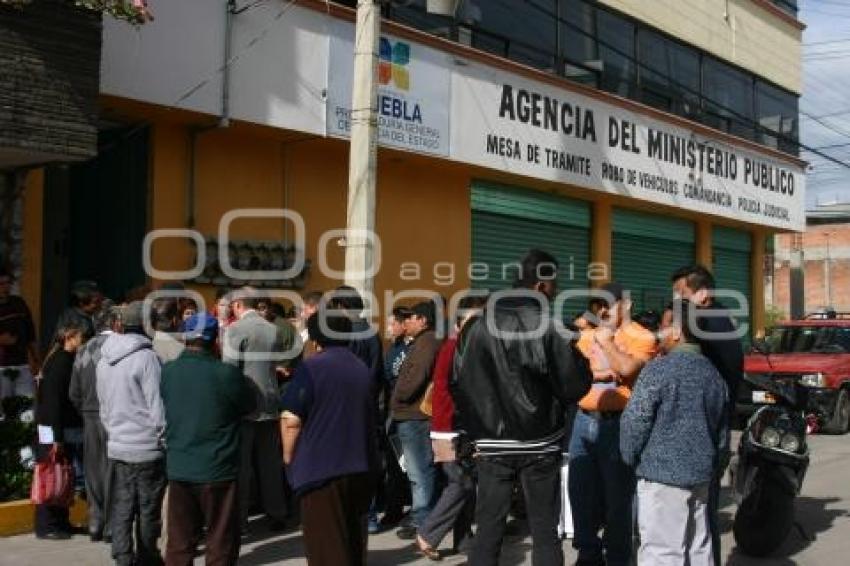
top-left (379, 37), bottom-right (410, 91)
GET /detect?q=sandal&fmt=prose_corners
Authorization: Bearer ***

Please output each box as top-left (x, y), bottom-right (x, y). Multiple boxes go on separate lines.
top-left (416, 534), bottom-right (442, 561)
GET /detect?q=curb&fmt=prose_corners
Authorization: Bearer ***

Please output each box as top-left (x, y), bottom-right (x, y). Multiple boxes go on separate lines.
top-left (0, 497), bottom-right (87, 537)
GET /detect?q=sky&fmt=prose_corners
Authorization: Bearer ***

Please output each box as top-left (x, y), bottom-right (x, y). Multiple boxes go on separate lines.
top-left (800, 0), bottom-right (850, 210)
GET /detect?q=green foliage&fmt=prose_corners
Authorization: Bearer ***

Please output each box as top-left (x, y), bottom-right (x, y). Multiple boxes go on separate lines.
top-left (0, 396), bottom-right (35, 502)
top-left (0, 0), bottom-right (152, 24)
top-left (765, 305), bottom-right (787, 330)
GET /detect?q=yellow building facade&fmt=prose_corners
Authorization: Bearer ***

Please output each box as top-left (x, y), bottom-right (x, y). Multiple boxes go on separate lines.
top-left (19, 0), bottom-right (804, 339)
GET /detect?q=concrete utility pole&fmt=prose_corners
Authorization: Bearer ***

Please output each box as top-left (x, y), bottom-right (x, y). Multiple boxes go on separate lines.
top-left (344, 0), bottom-right (381, 304)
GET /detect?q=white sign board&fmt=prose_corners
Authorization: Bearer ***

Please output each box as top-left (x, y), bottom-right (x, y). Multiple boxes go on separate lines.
top-left (450, 61), bottom-right (806, 231)
top-left (327, 20), bottom-right (451, 157)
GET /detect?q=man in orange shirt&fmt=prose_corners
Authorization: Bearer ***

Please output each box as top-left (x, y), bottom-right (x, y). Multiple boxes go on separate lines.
top-left (569, 282), bottom-right (658, 566)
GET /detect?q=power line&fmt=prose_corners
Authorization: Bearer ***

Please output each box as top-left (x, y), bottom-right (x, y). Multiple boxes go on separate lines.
top-left (96, 0), bottom-right (306, 154)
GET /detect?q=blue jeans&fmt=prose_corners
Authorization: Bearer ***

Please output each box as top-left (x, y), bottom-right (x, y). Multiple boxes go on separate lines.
top-left (568, 410), bottom-right (636, 566)
top-left (395, 419), bottom-right (437, 526)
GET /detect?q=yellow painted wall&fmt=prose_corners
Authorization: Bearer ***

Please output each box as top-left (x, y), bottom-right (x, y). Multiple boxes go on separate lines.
top-left (140, 99), bottom-right (768, 329)
top-left (20, 169), bottom-right (43, 336)
top-left (146, 124), bottom-right (472, 317)
top-left (600, 0), bottom-right (802, 94)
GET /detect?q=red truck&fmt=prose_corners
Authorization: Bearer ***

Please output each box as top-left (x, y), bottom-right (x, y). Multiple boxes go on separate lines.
top-left (737, 313), bottom-right (850, 435)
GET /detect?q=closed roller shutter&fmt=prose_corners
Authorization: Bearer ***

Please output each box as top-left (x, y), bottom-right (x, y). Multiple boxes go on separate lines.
top-left (612, 208), bottom-right (695, 313)
top-left (471, 182), bottom-right (591, 318)
top-left (712, 226), bottom-right (752, 328)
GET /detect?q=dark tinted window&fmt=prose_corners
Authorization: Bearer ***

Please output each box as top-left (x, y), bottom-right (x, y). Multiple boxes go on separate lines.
top-left (772, 0), bottom-right (798, 16)
top-left (387, 0), bottom-right (454, 38)
top-left (767, 326), bottom-right (850, 354)
top-left (757, 81), bottom-right (799, 155)
top-left (560, 0), bottom-right (599, 87)
top-left (703, 57), bottom-right (755, 140)
top-left (597, 10), bottom-right (635, 98)
top-left (638, 29), bottom-right (700, 119)
top-left (382, 0), bottom-right (799, 156)
top-left (473, 0), bottom-right (557, 70)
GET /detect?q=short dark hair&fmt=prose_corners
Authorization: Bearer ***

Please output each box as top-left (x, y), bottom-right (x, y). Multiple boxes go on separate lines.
top-left (516, 249), bottom-right (558, 289)
top-left (329, 285), bottom-right (364, 313)
top-left (303, 290), bottom-right (323, 306)
top-left (669, 299), bottom-right (699, 344)
top-left (153, 298), bottom-right (179, 332)
top-left (306, 309), bottom-right (352, 348)
top-left (215, 287), bottom-right (231, 301)
top-left (69, 280), bottom-right (99, 307)
top-left (634, 310), bottom-right (661, 333)
top-left (391, 306), bottom-right (412, 322)
top-left (456, 291), bottom-right (488, 327)
top-left (0, 267), bottom-right (12, 280)
top-left (411, 301), bottom-right (436, 330)
top-left (671, 264), bottom-right (716, 292)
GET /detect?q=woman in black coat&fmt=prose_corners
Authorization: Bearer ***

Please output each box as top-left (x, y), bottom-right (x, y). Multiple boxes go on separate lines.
top-left (34, 321), bottom-right (85, 539)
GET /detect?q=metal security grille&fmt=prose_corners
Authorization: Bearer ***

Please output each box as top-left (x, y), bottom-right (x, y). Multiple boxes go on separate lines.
top-left (713, 225), bottom-right (752, 330)
top-left (470, 182), bottom-right (591, 319)
top-left (612, 207), bottom-right (695, 314)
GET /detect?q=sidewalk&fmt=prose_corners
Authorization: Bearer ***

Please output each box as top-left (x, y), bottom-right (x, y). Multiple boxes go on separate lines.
top-left (0, 515), bottom-right (549, 566)
top-left (3, 433), bottom-right (849, 565)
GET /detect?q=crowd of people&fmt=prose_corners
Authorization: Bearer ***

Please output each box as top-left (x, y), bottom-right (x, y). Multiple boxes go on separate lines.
top-left (0, 249), bottom-right (743, 566)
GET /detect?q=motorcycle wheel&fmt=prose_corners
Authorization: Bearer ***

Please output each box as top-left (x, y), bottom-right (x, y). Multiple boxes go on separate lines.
top-left (822, 389), bottom-right (850, 435)
top-left (733, 476), bottom-right (795, 557)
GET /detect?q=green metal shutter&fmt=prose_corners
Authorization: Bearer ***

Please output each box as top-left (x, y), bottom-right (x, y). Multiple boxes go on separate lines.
top-left (471, 182), bottom-right (591, 317)
top-left (612, 208), bottom-right (695, 313)
top-left (712, 226), bottom-right (752, 327)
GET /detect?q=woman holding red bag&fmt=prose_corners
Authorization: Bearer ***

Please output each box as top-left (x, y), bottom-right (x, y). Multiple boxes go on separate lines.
top-left (34, 321), bottom-right (85, 540)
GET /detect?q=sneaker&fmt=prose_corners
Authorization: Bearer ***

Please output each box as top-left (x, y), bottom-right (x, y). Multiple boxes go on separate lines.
top-left (396, 525), bottom-right (417, 540)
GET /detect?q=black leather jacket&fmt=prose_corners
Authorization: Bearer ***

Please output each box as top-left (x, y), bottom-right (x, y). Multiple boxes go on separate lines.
top-left (453, 297), bottom-right (591, 455)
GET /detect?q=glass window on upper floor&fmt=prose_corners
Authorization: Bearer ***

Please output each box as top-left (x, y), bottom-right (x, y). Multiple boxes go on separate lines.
top-left (703, 57), bottom-right (755, 141)
top-left (471, 0), bottom-right (557, 70)
top-left (637, 29), bottom-right (700, 121)
top-left (387, 0), bottom-right (455, 39)
top-left (597, 9), bottom-right (636, 99)
top-left (771, 0), bottom-right (798, 16)
top-left (560, 0), bottom-right (599, 87)
top-left (376, 0), bottom-right (799, 156)
top-left (757, 81), bottom-right (799, 155)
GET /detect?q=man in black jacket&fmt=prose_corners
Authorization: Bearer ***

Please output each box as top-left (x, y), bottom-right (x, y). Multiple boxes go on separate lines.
top-left (671, 264), bottom-right (744, 566)
top-left (455, 249), bottom-right (592, 566)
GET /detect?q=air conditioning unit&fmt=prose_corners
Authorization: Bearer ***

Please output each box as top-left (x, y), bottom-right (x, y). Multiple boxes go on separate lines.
top-left (427, 0), bottom-right (461, 16)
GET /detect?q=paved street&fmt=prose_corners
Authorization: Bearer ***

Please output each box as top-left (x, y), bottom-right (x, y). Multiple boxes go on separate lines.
top-left (2, 432), bottom-right (849, 566)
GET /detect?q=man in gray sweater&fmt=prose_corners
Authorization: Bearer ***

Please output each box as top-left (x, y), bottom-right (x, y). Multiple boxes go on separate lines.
top-left (620, 299), bottom-right (728, 566)
top-left (97, 301), bottom-right (166, 566)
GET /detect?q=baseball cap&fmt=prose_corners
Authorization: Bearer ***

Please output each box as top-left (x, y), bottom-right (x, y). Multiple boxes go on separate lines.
top-left (183, 313), bottom-right (219, 343)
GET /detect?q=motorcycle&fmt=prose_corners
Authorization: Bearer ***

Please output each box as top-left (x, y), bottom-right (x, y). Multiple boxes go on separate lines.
top-left (732, 371), bottom-right (810, 557)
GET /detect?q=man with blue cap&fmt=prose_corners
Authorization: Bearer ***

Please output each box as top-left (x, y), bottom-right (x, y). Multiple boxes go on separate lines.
top-left (160, 313), bottom-right (256, 566)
